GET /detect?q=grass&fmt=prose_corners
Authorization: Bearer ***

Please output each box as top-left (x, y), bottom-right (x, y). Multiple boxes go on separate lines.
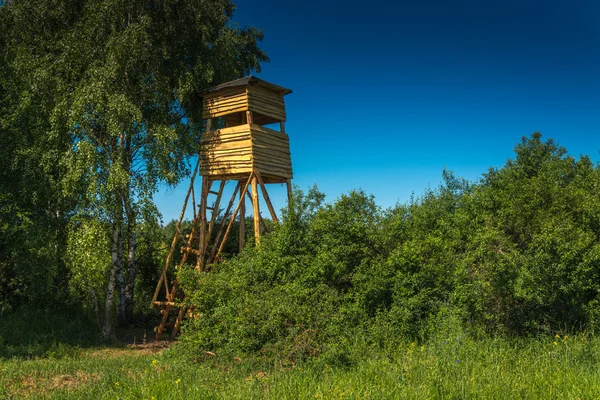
top-left (2, 333), bottom-right (600, 399)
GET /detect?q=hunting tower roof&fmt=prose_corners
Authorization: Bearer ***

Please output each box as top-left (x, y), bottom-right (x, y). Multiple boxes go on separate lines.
top-left (202, 76), bottom-right (292, 96)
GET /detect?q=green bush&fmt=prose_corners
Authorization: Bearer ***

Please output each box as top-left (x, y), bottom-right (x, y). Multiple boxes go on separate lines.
top-left (178, 133), bottom-right (600, 363)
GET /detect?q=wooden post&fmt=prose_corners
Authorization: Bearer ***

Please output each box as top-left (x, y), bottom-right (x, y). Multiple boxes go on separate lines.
top-left (170, 306), bottom-right (186, 340)
top-left (286, 179), bottom-right (293, 208)
top-left (280, 121), bottom-right (285, 133)
top-left (251, 175), bottom-right (260, 245)
top-left (255, 171), bottom-right (279, 224)
top-left (207, 184), bottom-right (240, 264)
top-left (205, 180), bottom-right (225, 252)
top-left (197, 178), bottom-right (209, 271)
top-left (214, 174), bottom-right (253, 262)
top-left (239, 181), bottom-right (245, 252)
top-left (196, 118), bottom-right (213, 271)
top-left (191, 184), bottom-right (196, 221)
top-left (155, 281), bottom-right (179, 340)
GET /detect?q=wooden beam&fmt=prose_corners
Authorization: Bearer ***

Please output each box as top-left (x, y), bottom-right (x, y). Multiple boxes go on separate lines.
top-left (207, 184), bottom-right (240, 264)
top-left (287, 179), bottom-right (293, 209)
top-left (167, 279), bottom-right (179, 303)
top-left (251, 175), bottom-right (260, 246)
top-left (196, 178), bottom-right (210, 271)
top-left (153, 301), bottom-right (176, 307)
top-left (213, 174), bottom-right (253, 262)
top-left (198, 116), bottom-right (214, 270)
top-left (259, 212), bottom-right (269, 234)
top-left (151, 158), bottom-right (199, 306)
top-left (191, 184), bottom-right (197, 221)
top-left (239, 181), bottom-right (245, 252)
top-left (155, 278), bottom-right (180, 340)
top-left (206, 180), bottom-right (226, 245)
top-left (170, 306), bottom-right (186, 340)
top-left (163, 270), bottom-right (169, 298)
top-left (155, 303), bottom-right (172, 340)
top-left (255, 171), bottom-right (279, 224)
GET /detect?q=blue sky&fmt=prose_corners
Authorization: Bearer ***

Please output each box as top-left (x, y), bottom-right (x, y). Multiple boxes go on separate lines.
top-left (155, 0), bottom-right (600, 222)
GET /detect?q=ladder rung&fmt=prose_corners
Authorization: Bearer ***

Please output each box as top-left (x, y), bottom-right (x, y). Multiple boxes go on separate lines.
top-left (206, 207), bottom-right (214, 211)
top-left (181, 246), bottom-right (201, 256)
top-left (209, 190), bottom-right (219, 195)
top-left (154, 301), bottom-right (176, 306)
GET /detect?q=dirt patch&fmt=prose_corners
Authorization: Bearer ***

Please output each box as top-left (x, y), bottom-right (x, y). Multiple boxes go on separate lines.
top-left (88, 341), bottom-right (171, 358)
top-left (9, 371), bottom-right (100, 397)
top-left (128, 341), bottom-right (172, 352)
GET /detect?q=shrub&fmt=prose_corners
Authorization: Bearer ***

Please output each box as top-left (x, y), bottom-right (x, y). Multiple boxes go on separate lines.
top-left (179, 133), bottom-right (600, 363)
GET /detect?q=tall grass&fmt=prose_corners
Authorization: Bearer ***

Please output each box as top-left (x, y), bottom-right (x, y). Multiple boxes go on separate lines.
top-left (2, 334), bottom-right (600, 399)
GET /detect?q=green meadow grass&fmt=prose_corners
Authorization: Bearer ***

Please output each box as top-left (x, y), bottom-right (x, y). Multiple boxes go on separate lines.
top-left (2, 334), bottom-right (600, 399)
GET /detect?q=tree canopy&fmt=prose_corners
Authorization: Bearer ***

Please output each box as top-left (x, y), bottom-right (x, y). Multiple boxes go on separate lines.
top-left (0, 0), bottom-right (267, 337)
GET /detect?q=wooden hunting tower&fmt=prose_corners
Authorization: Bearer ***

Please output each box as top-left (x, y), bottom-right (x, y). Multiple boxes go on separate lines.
top-left (151, 76), bottom-right (294, 340)
top-left (200, 76), bottom-right (293, 182)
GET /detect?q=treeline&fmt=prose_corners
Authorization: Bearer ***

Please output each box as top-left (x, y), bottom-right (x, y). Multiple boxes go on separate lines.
top-left (179, 133), bottom-right (600, 364)
top-left (0, 0), bottom-right (267, 339)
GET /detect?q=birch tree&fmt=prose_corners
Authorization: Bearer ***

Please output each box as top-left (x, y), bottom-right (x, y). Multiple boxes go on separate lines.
top-left (1, 0), bottom-right (267, 338)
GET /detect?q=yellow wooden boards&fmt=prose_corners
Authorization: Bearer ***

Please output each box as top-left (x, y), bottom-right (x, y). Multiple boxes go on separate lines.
top-left (202, 86), bottom-right (248, 119)
top-left (202, 86), bottom-right (287, 122)
top-left (251, 125), bottom-right (292, 178)
top-left (200, 124), bottom-right (293, 180)
top-left (247, 86), bottom-right (287, 122)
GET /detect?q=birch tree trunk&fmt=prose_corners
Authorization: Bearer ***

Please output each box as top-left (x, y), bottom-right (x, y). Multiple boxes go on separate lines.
top-left (115, 133), bottom-right (128, 326)
top-left (123, 133), bottom-right (137, 324)
top-left (103, 222), bottom-right (121, 340)
top-left (125, 203), bottom-right (136, 324)
top-left (116, 199), bottom-right (127, 326)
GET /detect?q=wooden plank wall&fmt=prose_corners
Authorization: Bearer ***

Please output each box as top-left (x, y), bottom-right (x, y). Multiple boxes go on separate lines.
top-left (202, 86), bottom-right (248, 119)
top-left (200, 125), bottom-right (253, 176)
top-left (247, 86), bottom-right (286, 122)
top-left (200, 124), bottom-right (293, 181)
top-left (251, 125), bottom-right (293, 179)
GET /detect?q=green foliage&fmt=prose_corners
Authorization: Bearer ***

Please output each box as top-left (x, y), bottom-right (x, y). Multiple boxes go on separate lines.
top-left (0, 0), bottom-right (268, 331)
top-left (66, 217), bottom-right (111, 322)
top-left (180, 134), bottom-right (600, 364)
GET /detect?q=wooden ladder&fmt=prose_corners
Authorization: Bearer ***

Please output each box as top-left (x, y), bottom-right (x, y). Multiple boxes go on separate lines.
top-left (151, 169), bottom-right (226, 340)
top-left (151, 168), bottom-right (289, 341)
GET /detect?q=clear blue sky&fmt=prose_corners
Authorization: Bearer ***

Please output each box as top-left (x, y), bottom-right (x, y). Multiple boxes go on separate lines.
top-left (155, 0), bottom-right (600, 223)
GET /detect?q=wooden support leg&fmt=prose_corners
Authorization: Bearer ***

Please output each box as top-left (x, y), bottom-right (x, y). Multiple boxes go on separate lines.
top-left (191, 185), bottom-right (197, 221)
top-left (207, 181), bottom-right (226, 238)
top-left (163, 271), bottom-right (169, 298)
top-left (170, 306), bottom-right (186, 340)
top-left (197, 178), bottom-right (209, 271)
top-left (151, 158), bottom-right (200, 306)
top-left (155, 303), bottom-right (172, 341)
top-left (255, 171), bottom-right (279, 224)
top-left (251, 175), bottom-right (260, 246)
top-left (259, 212), bottom-right (269, 233)
top-left (207, 184), bottom-right (240, 264)
top-left (214, 174), bottom-right (253, 262)
top-left (286, 179), bottom-right (293, 209)
top-left (201, 180), bottom-right (225, 269)
top-left (239, 181), bottom-right (245, 251)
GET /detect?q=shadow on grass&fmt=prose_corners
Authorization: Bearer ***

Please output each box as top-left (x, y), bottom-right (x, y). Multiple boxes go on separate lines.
top-left (0, 306), bottom-right (162, 359)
